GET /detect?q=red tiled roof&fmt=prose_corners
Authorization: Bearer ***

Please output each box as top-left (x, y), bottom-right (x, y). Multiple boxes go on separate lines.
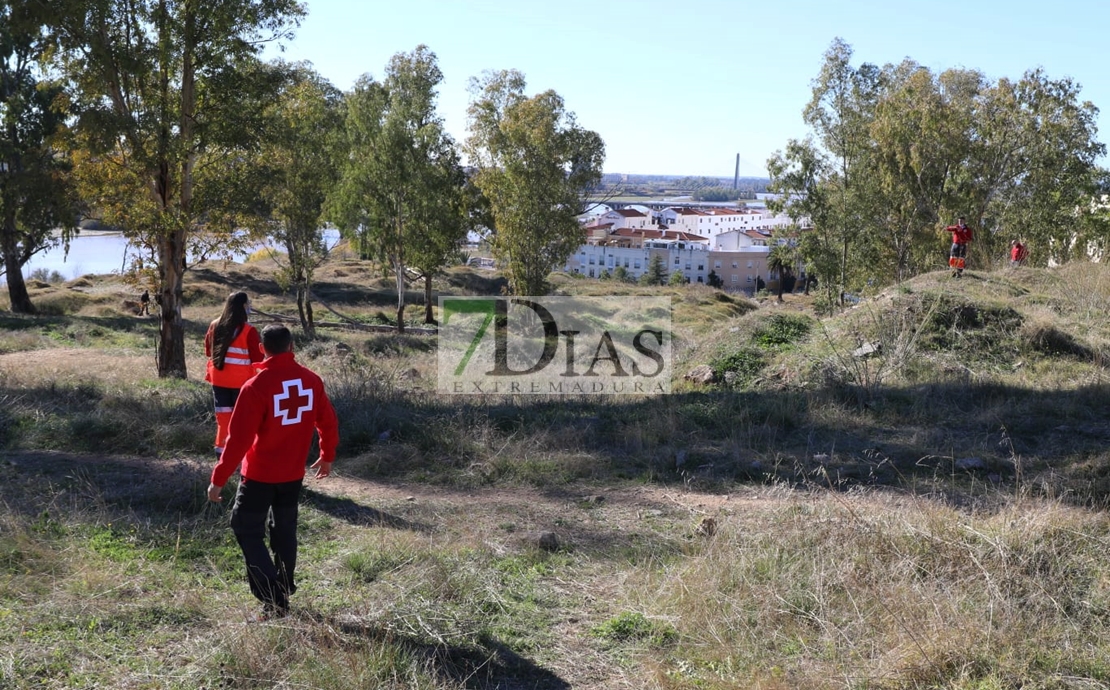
top-left (610, 228), bottom-right (708, 242)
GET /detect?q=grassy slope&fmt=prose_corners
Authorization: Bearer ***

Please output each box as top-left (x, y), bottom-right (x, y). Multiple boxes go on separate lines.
top-left (2, 258), bottom-right (1110, 688)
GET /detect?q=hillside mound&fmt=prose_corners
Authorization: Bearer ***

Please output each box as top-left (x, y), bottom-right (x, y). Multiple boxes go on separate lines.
top-left (685, 264), bottom-right (1110, 394)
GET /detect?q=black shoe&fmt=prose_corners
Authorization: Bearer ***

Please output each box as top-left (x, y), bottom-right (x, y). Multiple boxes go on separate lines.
top-left (257, 604), bottom-right (289, 622)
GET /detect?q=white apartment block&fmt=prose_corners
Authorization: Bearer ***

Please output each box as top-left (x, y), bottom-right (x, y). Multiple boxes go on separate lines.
top-left (565, 203), bottom-right (806, 293)
top-left (566, 240), bottom-right (709, 281)
top-left (659, 205), bottom-right (808, 238)
top-left (565, 240), bottom-right (771, 292)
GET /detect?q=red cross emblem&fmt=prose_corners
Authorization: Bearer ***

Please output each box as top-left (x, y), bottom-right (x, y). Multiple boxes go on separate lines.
top-left (273, 378), bottom-right (314, 426)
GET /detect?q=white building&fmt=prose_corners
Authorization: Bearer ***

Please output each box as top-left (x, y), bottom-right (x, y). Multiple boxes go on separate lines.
top-left (597, 208), bottom-right (651, 230)
top-left (566, 239), bottom-right (712, 283)
top-left (712, 228), bottom-right (773, 250)
top-left (659, 206), bottom-right (803, 238)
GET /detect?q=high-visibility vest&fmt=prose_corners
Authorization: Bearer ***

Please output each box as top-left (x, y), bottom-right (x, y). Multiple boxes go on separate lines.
top-left (206, 324), bottom-right (259, 388)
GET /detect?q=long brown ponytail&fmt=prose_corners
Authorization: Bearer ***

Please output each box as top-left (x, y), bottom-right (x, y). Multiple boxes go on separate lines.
top-left (211, 292), bottom-right (250, 370)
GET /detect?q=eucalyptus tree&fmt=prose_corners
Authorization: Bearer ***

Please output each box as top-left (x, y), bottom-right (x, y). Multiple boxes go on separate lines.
top-left (801, 38), bottom-right (882, 297)
top-left (55, 0), bottom-right (304, 377)
top-left (776, 38), bottom-right (1108, 293)
top-left (970, 70), bottom-right (1106, 264)
top-left (766, 138), bottom-right (839, 307)
top-left (465, 69), bottom-right (605, 296)
top-left (0, 0), bottom-right (80, 313)
top-left (255, 63), bottom-right (343, 337)
top-left (405, 169), bottom-right (486, 325)
top-left (864, 62), bottom-right (974, 281)
top-left (329, 45), bottom-right (467, 333)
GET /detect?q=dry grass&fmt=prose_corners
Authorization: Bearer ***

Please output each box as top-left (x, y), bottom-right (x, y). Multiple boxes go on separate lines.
top-left (4, 260), bottom-right (1110, 687)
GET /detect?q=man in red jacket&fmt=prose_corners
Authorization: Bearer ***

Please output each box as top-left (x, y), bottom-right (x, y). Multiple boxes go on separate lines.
top-left (207, 324), bottom-right (339, 620)
top-left (947, 216), bottom-right (973, 278)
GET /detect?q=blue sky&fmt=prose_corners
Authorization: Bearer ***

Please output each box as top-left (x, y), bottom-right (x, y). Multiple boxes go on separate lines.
top-left (269, 0), bottom-right (1110, 178)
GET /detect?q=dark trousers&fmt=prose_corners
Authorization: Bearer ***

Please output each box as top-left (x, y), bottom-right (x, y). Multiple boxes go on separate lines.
top-left (230, 477), bottom-right (302, 611)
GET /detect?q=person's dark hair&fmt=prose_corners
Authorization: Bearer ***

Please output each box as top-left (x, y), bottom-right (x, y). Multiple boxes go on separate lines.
top-left (261, 325), bottom-right (293, 355)
top-left (211, 292), bottom-right (251, 370)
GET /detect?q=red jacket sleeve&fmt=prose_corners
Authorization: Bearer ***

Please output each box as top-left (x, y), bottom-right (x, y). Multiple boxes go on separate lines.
top-left (210, 383), bottom-right (265, 487)
top-left (246, 325), bottom-right (264, 364)
top-left (313, 381), bottom-right (339, 464)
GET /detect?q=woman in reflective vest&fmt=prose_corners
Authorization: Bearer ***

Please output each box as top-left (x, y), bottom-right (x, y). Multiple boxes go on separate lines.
top-left (204, 291), bottom-right (264, 458)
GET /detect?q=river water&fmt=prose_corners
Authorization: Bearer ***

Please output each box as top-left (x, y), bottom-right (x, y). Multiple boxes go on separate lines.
top-left (1, 230), bottom-right (341, 285)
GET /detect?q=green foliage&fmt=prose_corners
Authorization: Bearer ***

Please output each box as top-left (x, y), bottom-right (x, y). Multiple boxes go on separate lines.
top-left (330, 46), bottom-right (472, 331)
top-left (693, 186), bottom-right (739, 202)
top-left (710, 347), bottom-right (765, 384)
top-left (465, 69), bottom-right (604, 296)
top-left (753, 313), bottom-right (813, 348)
top-left (592, 611), bottom-right (677, 646)
top-left (770, 37), bottom-right (1108, 297)
top-left (0, 1), bottom-right (81, 313)
top-left (668, 269), bottom-right (686, 286)
top-left (28, 268), bottom-right (65, 284)
top-left (639, 254), bottom-right (667, 286)
top-left (255, 64), bottom-right (344, 336)
top-left (58, 0), bottom-right (305, 377)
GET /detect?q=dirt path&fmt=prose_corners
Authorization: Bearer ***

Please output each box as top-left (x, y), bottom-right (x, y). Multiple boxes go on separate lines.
top-left (2, 449), bottom-right (765, 689)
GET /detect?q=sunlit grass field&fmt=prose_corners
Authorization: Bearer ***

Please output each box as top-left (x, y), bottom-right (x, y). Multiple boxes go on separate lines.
top-left (3, 257), bottom-right (1110, 688)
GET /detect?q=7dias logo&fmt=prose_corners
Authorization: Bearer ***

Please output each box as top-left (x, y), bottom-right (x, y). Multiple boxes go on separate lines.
top-left (438, 296), bottom-right (672, 395)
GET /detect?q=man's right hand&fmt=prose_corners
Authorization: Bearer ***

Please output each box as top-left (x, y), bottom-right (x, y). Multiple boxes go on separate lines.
top-left (310, 459), bottom-right (332, 479)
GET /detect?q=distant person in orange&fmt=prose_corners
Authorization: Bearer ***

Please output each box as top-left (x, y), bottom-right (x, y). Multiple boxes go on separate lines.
top-left (1010, 239), bottom-right (1028, 267)
top-left (205, 292), bottom-right (263, 459)
top-left (947, 216), bottom-right (973, 278)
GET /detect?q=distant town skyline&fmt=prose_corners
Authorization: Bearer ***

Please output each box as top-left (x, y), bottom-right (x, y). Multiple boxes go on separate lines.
top-left (275, 0), bottom-right (1110, 178)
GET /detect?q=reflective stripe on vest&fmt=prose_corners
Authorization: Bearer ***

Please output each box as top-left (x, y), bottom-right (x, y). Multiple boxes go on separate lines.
top-left (224, 346), bottom-right (252, 366)
top-left (208, 326), bottom-right (257, 388)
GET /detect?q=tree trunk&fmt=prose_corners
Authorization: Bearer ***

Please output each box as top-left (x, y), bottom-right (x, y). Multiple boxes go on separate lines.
top-left (156, 229), bottom-right (188, 378)
top-left (423, 273), bottom-right (435, 324)
top-left (394, 260), bottom-right (406, 334)
top-left (297, 286), bottom-right (315, 339)
top-left (2, 250), bottom-right (34, 314)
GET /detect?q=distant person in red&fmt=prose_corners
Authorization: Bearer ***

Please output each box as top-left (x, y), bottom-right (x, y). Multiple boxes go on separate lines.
top-left (947, 216), bottom-right (973, 278)
top-left (207, 324), bottom-right (339, 620)
top-left (1010, 239), bottom-right (1028, 267)
top-left (205, 292), bottom-right (264, 459)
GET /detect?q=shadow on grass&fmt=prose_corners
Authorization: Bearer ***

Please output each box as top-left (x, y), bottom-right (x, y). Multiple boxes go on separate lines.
top-left (0, 450), bottom-right (211, 519)
top-left (301, 486), bottom-right (433, 533)
top-left (323, 615), bottom-right (571, 690)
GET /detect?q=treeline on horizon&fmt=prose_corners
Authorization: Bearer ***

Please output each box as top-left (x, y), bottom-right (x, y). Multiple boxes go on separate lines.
top-left (597, 174), bottom-right (772, 201)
